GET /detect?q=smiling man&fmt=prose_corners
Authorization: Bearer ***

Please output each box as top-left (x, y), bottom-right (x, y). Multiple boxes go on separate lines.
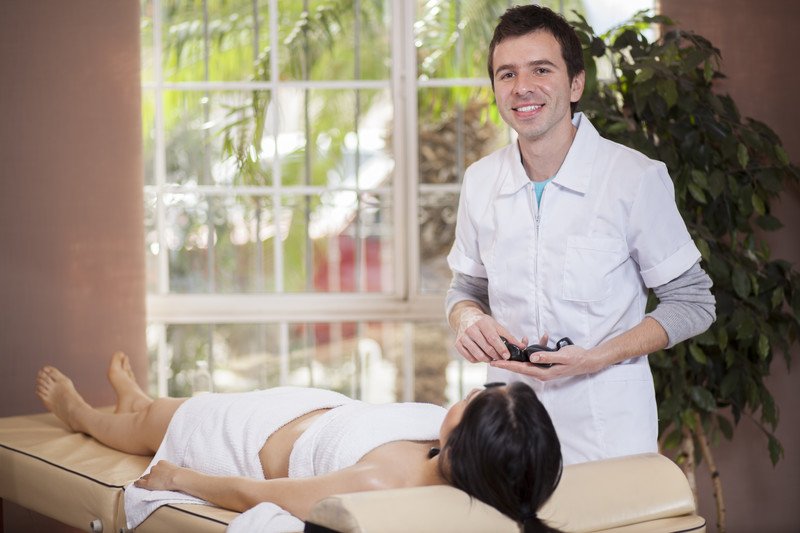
top-left (445, 5), bottom-right (716, 465)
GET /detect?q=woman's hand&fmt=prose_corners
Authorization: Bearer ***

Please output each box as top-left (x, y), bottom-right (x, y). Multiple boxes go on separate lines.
top-left (135, 460), bottom-right (182, 491)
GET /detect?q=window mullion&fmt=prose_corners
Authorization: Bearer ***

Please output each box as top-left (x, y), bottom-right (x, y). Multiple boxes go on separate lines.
top-left (269, 0), bottom-right (283, 294)
top-left (390, 0), bottom-right (418, 301)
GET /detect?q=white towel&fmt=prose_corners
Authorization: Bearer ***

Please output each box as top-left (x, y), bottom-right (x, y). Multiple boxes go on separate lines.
top-left (227, 502), bottom-right (304, 533)
top-left (289, 401), bottom-right (446, 478)
top-left (124, 387), bottom-right (352, 529)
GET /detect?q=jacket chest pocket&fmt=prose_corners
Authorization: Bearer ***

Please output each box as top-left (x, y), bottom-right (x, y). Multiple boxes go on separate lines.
top-left (562, 236), bottom-right (627, 302)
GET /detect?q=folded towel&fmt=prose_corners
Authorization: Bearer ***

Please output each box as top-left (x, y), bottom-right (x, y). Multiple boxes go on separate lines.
top-left (124, 387), bottom-right (352, 529)
top-left (227, 502), bottom-right (304, 533)
top-left (289, 401), bottom-right (446, 478)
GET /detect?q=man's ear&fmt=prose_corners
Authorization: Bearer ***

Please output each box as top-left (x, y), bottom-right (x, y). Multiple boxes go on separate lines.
top-left (570, 70), bottom-right (586, 103)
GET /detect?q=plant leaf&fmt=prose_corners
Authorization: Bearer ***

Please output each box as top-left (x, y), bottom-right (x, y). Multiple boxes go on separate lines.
top-left (775, 145), bottom-right (790, 166)
top-left (732, 266), bottom-right (751, 298)
top-left (657, 79), bottom-right (678, 108)
top-left (757, 215), bottom-right (783, 231)
top-left (737, 143), bottom-right (749, 168)
top-left (690, 386), bottom-right (716, 412)
top-left (689, 344), bottom-right (708, 364)
top-left (751, 193), bottom-right (766, 215)
top-left (771, 287), bottom-right (784, 310)
top-left (635, 67), bottom-right (654, 84)
top-left (687, 183), bottom-right (707, 204)
top-left (758, 334), bottom-right (770, 359)
top-left (695, 238), bottom-right (710, 260)
top-left (768, 435), bottom-right (784, 465)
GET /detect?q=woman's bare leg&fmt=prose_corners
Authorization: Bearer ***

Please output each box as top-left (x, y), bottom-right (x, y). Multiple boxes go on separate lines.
top-left (108, 351), bottom-right (153, 414)
top-left (35, 365), bottom-right (186, 455)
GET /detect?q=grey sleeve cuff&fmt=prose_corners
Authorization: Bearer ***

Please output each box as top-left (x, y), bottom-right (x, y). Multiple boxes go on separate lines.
top-left (445, 272), bottom-right (490, 318)
top-left (646, 261), bottom-right (717, 348)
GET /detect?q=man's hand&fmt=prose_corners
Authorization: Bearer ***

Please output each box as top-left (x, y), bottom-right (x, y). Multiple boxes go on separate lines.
top-left (489, 344), bottom-right (604, 380)
top-left (451, 303), bottom-right (526, 363)
top-left (490, 317), bottom-right (670, 380)
top-left (135, 460), bottom-right (182, 491)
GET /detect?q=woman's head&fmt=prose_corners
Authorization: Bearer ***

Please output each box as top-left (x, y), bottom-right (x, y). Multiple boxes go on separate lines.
top-left (440, 382), bottom-right (562, 532)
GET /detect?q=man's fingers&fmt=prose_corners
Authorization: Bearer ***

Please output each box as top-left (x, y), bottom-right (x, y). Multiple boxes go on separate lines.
top-left (492, 326), bottom-right (522, 359)
top-left (465, 324), bottom-right (504, 360)
top-left (472, 326), bottom-right (506, 360)
top-left (455, 341), bottom-right (478, 363)
top-left (490, 360), bottom-right (559, 381)
top-left (462, 336), bottom-right (493, 362)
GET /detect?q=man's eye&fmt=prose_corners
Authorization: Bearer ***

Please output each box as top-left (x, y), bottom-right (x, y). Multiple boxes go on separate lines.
top-left (499, 72), bottom-right (513, 80)
top-left (535, 68), bottom-right (550, 75)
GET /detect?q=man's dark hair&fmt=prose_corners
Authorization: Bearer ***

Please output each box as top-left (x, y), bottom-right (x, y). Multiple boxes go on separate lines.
top-left (488, 4), bottom-right (585, 113)
top-left (440, 382), bottom-right (563, 533)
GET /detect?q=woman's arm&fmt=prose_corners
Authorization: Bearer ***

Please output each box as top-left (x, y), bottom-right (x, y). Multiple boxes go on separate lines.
top-left (135, 460), bottom-right (393, 520)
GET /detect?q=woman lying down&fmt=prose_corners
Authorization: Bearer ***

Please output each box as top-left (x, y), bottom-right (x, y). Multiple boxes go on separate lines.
top-left (36, 353), bottom-right (562, 533)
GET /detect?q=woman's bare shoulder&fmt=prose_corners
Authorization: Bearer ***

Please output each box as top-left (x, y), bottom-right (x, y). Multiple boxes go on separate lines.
top-left (356, 440), bottom-right (443, 489)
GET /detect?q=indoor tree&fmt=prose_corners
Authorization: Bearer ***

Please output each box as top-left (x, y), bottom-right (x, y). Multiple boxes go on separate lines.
top-left (571, 12), bottom-right (800, 532)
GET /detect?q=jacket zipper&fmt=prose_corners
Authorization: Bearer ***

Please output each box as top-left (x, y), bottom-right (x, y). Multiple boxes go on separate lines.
top-left (530, 184), bottom-right (542, 341)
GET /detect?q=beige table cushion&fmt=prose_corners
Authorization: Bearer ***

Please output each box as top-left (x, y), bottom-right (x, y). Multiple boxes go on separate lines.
top-left (0, 411), bottom-right (235, 532)
top-left (308, 453), bottom-right (706, 533)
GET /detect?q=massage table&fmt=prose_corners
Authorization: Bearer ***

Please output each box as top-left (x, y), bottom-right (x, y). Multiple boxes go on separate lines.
top-left (0, 411), bottom-right (706, 532)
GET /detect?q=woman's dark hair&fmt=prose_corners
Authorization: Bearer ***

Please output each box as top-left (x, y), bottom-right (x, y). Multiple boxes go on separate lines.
top-left (487, 4), bottom-right (585, 114)
top-left (440, 382), bottom-right (563, 533)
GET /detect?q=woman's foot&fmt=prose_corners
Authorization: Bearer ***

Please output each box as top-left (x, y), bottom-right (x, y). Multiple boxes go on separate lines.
top-left (108, 351), bottom-right (153, 413)
top-left (35, 366), bottom-right (90, 432)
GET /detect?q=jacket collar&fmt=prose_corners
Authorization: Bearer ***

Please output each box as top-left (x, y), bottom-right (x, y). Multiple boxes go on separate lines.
top-left (498, 113), bottom-right (599, 196)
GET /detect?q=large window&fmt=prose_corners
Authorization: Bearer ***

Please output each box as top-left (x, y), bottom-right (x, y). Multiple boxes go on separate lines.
top-left (141, 0), bottom-right (652, 404)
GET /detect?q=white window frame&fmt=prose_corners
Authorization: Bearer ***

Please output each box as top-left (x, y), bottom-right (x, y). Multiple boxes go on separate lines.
top-left (144, 1), bottom-right (494, 397)
top-left (144, 0), bottom-right (495, 324)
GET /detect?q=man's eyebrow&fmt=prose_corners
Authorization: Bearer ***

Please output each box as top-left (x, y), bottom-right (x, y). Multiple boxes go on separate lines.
top-left (494, 59), bottom-right (559, 76)
top-left (528, 59), bottom-right (558, 69)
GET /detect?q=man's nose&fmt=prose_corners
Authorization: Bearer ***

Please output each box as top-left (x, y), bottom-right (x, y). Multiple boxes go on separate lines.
top-left (513, 72), bottom-right (536, 95)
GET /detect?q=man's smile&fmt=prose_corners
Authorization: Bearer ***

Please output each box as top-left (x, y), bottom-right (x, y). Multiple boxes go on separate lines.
top-left (513, 104), bottom-right (543, 112)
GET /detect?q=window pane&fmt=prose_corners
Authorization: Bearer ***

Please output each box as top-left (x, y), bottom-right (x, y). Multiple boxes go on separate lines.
top-left (287, 321), bottom-right (362, 395)
top-left (142, 89), bottom-right (156, 186)
top-left (144, 191), bottom-right (160, 293)
top-left (278, 0), bottom-right (390, 81)
top-left (165, 192), bottom-right (210, 292)
top-left (419, 190), bottom-right (458, 293)
top-left (212, 195), bottom-right (276, 293)
top-left (141, 0), bottom-right (154, 83)
top-left (277, 89), bottom-right (393, 189)
top-left (415, 0), bottom-right (508, 80)
top-left (162, 0), bottom-right (207, 82)
top-left (163, 91), bottom-right (212, 185)
top-left (164, 323), bottom-right (212, 397)
top-left (359, 192), bottom-right (394, 293)
top-left (151, 320), bottom-right (476, 404)
top-left (418, 86), bottom-right (504, 185)
top-left (213, 323), bottom-right (282, 391)
top-left (206, 0), bottom-right (261, 81)
top-left (161, 0), bottom-right (266, 82)
top-left (164, 90), bottom-right (270, 186)
top-left (281, 193), bottom-right (393, 293)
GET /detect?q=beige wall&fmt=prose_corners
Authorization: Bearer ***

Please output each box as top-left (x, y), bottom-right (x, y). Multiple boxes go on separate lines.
top-left (0, 0), bottom-right (145, 416)
top-left (0, 1), bottom-right (144, 529)
top-left (1, 0), bottom-right (798, 531)
top-left (659, 1), bottom-right (800, 531)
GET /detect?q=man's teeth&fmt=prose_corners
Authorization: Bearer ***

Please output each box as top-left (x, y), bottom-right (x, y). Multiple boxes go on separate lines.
top-left (516, 104), bottom-right (542, 112)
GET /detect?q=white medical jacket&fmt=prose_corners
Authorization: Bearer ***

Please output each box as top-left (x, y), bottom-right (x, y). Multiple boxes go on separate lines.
top-left (447, 113), bottom-right (700, 465)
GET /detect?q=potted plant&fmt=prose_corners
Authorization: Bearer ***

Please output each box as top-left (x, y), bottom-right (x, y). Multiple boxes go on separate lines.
top-left (570, 12), bottom-right (800, 532)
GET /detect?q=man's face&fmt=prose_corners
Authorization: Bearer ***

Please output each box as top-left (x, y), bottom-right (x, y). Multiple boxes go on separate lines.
top-left (491, 30), bottom-right (584, 144)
